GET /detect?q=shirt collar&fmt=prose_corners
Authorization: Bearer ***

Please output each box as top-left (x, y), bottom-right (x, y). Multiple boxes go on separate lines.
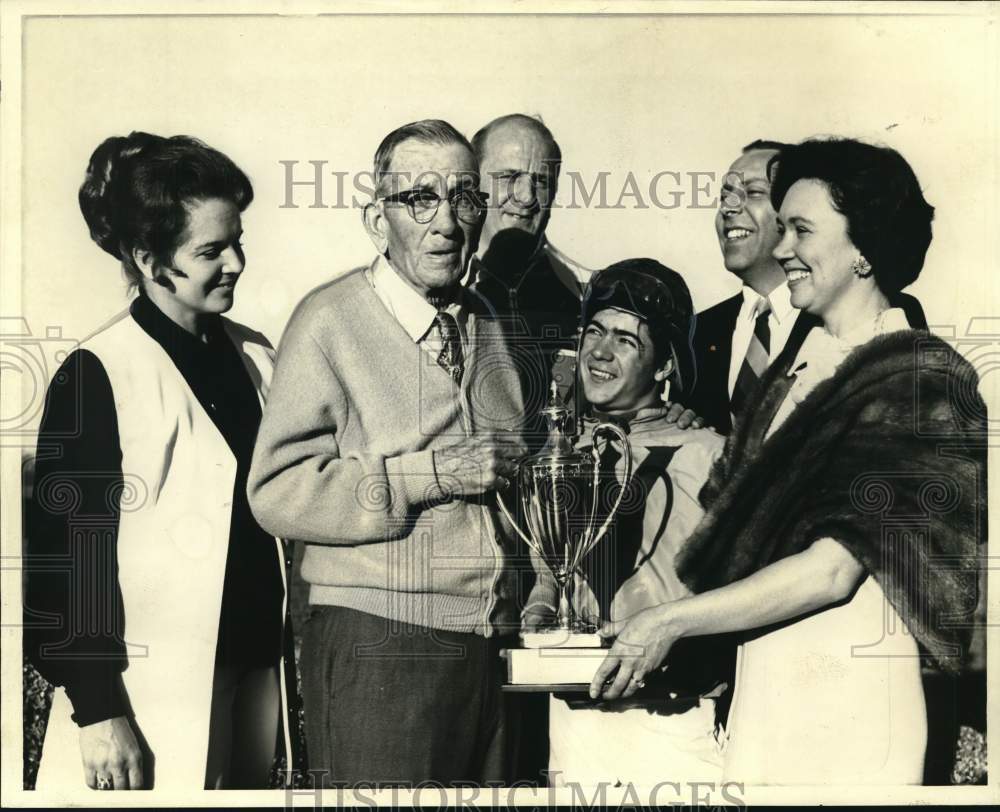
top-left (583, 403), bottom-right (672, 433)
top-left (370, 255), bottom-right (441, 343)
top-left (740, 281), bottom-right (795, 324)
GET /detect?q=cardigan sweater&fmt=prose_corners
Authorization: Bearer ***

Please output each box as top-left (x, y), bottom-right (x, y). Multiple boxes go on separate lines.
top-left (248, 265), bottom-right (525, 637)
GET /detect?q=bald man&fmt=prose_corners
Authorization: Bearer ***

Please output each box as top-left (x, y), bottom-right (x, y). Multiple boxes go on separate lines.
top-left (470, 114), bottom-right (590, 424)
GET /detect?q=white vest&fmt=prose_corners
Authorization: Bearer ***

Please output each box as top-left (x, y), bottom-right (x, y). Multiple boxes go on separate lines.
top-left (35, 310), bottom-right (292, 797)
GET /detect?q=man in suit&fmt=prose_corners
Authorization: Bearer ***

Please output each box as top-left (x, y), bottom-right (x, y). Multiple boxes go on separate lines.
top-left (686, 140), bottom-right (926, 434)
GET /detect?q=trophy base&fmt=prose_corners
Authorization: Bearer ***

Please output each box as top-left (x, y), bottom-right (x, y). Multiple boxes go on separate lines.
top-left (519, 628), bottom-right (603, 649)
top-left (502, 645), bottom-right (609, 689)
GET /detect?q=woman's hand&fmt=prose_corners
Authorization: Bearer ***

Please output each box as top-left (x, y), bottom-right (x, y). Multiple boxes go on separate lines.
top-left (587, 538), bottom-right (868, 702)
top-left (79, 715), bottom-right (144, 790)
top-left (589, 603), bottom-right (679, 700)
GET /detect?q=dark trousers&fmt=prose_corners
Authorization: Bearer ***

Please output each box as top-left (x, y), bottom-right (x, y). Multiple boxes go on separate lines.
top-left (300, 604), bottom-right (512, 786)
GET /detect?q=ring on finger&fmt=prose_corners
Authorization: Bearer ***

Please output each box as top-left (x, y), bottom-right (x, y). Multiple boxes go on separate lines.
top-left (630, 674), bottom-right (646, 689)
top-left (96, 776), bottom-right (113, 790)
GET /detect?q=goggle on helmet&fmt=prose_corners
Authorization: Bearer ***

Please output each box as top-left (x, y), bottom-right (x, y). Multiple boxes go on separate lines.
top-left (580, 259), bottom-right (697, 395)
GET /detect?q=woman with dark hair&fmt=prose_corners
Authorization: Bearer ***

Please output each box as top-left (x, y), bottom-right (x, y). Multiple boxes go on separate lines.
top-left (25, 132), bottom-right (292, 791)
top-left (590, 138), bottom-right (987, 784)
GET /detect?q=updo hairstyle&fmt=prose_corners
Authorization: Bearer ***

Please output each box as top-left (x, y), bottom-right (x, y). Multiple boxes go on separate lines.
top-left (78, 131), bottom-right (253, 289)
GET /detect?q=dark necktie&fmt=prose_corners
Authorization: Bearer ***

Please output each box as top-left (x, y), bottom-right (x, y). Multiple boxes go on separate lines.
top-left (730, 298), bottom-right (771, 419)
top-left (434, 311), bottom-right (465, 383)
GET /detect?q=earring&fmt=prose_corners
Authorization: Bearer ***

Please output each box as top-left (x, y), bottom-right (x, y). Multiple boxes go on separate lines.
top-left (852, 255), bottom-right (873, 278)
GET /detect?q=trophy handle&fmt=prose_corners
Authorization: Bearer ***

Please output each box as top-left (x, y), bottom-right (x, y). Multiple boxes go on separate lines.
top-left (495, 488), bottom-right (543, 558)
top-left (574, 422), bottom-right (633, 566)
top-left (581, 446), bottom-right (601, 549)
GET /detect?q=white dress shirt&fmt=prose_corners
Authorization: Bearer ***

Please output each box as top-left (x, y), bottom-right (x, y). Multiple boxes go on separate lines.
top-left (727, 281), bottom-right (798, 398)
top-left (367, 255), bottom-right (468, 362)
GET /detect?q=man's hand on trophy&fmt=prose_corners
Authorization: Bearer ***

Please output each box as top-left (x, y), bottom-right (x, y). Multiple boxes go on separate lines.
top-left (661, 401), bottom-right (705, 430)
top-left (433, 431), bottom-right (527, 496)
top-left (589, 604), bottom-right (678, 700)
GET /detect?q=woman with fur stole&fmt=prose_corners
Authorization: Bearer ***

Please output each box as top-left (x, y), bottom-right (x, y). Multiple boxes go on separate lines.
top-left (589, 138), bottom-right (987, 785)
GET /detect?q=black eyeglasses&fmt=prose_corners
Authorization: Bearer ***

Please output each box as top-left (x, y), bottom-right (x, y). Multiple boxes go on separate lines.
top-left (378, 188), bottom-right (489, 225)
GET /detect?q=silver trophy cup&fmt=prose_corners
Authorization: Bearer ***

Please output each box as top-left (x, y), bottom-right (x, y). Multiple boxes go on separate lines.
top-left (498, 383), bottom-right (633, 635)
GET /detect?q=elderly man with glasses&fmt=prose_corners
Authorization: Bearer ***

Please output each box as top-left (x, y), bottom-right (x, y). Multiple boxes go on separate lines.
top-left (248, 120), bottom-right (527, 786)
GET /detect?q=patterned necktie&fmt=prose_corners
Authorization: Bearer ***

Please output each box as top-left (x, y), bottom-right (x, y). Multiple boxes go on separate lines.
top-left (730, 297), bottom-right (771, 418)
top-left (434, 311), bottom-right (465, 383)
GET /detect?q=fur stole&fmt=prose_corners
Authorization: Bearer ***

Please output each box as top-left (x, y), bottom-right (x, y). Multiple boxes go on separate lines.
top-left (675, 329), bottom-right (987, 673)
